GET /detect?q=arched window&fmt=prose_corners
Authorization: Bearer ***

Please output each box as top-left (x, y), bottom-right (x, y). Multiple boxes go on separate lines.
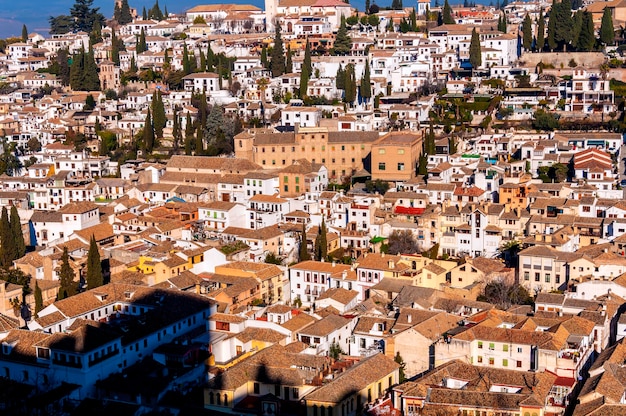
top-left (224, 394), bottom-right (228, 406)
top-left (313, 404), bottom-right (318, 416)
top-left (216, 393), bottom-right (221, 405)
top-left (209, 392), bottom-right (214, 404)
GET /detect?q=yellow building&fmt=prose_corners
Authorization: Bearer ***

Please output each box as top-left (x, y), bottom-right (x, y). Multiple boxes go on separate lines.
top-left (215, 262), bottom-right (285, 304)
top-left (370, 130), bottom-right (423, 182)
top-left (235, 127), bottom-right (380, 182)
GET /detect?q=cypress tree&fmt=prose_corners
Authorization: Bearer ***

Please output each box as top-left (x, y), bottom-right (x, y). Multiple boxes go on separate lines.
top-left (117, 0), bottom-right (133, 25)
top-left (360, 60), bottom-right (372, 101)
top-left (207, 42), bottom-right (215, 71)
top-left (442, 0), bottom-right (455, 24)
top-left (285, 44), bottom-right (293, 73)
top-left (299, 40), bottom-right (312, 98)
top-left (111, 29), bottom-right (120, 64)
top-left (182, 43), bottom-right (191, 75)
top-left (547, 2), bottom-right (557, 51)
top-left (270, 23), bottom-right (286, 77)
top-left (172, 108), bottom-right (182, 152)
top-left (21, 24), bottom-right (28, 43)
top-left (195, 122), bottom-right (204, 155)
top-left (84, 43), bottom-right (100, 91)
top-left (522, 14), bottom-right (533, 51)
top-left (333, 16), bottom-right (352, 55)
top-left (10, 206), bottom-right (25, 259)
top-left (344, 64), bottom-right (357, 104)
top-left (299, 222), bottom-right (310, 261)
top-left (261, 45), bottom-right (269, 69)
top-left (57, 247), bottom-right (76, 300)
top-left (184, 113), bottom-right (194, 155)
top-left (34, 281), bottom-right (43, 316)
top-left (152, 91), bottom-right (166, 139)
top-left (69, 46), bottom-right (86, 91)
top-left (142, 108), bottom-right (155, 152)
top-left (387, 17), bottom-right (395, 32)
top-left (469, 28), bottom-right (482, 69)
top-left (138, 28), bottom-right (147, 54)
top-left (578, 11), bottom-right (595, 51)
top-left (314, 220), bottom-right (328, 261)
top-left (537, 9), bottom-right (545, 51)
top-left (130, 56), bottom-right (138, 72)
top-left (418, 153), bottom-right (428, 175)
top-left (336, 64), bottom-right (345, 90)
top-left (600, 8), bottom-right (615, 46)
top-left (0, 207), bottom-right (15, 268)
top-left (571, 10), bottom-right (583, 49)
top-left (86, 235), bottom-right (103, 289)
top-left (142, 6), bottom-right (147, 20)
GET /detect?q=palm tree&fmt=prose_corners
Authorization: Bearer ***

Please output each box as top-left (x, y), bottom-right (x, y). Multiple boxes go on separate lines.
top-left (256, 77), bottom-right (270, 102)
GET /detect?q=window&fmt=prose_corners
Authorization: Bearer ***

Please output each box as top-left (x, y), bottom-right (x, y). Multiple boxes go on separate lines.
top-left (516, 360), bottom-right (522, 368)
top-left (477, 356), bottom-right (483, 363)
top-left (503, 359), bottom-right (508, 367)
top-left (489, 343), bottom-right (495, 350)
top-left (517, 347), bottom-right (523, 353)
top-left (253, 383), bottom-right (260, 394)
top-left (545, 274), bottom-right (550, 283)
top-left (535, 273), bottom-right (540, 282)
top-left (489, 357), bottom-right (495, 365)
top-left (379, 162), bottom-right (386, 171)
top-left (503, 344), bottom-right (508, 352)
top-left (397, 162), bottom-right (405, 171)
top-left (524, 271), bottom-right (529, 281)
top-left (478, 341), bottom-right (483, 349)
top-left (378, 149), bottom-right (386, 154)
top-left (397, 149), bottom-right (405, 154)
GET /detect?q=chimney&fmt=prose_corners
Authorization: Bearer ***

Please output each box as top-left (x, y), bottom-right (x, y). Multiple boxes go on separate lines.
top-left (332, 261), bottom-right (336, 267)
top-left (407, 314), bottom-right (412, 324)
top-left (381, 252), bottom-right (385, 258)
top-left (342, 270), bottom-right (347, 280)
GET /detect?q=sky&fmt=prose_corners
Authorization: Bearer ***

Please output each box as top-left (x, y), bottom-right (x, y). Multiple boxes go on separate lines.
top-left (0, 0), bottom-right (408, 39)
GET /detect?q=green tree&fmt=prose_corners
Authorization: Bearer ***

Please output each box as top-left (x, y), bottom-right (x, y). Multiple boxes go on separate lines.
top-left (69, 0), bottom-right (105, 33)
top-left (21, 25), bottom-right (28, 43)
top-left (151, 91), bottom-right (166, 139)
top-left (86, 235), bottom-right (103, 289)
top-left (0, 207), bottom-right (15, 268)
top-left (335, 64), bottom-right (345, 90)
top-left (343, 64), bottom-right (357, 104)
top-left (34, 281), bottom-right (43, 316)
top-left (172, 108), bottom-right (182, 152)
top-left (10, 206), bottom-right (25, 259)
top-left (522, 14), bottom-right (533, 50)
top-left (142, 108), bottom-right (155, 152)
top-left (299, 40), bottom-right (312, 99)
top-left (142, 6), bottom-right (147, 20)
top-left (418, 153), bottom-right (428, 175)
top-left (442, 0), bottom-right (455, 24)
top-left (333, 16), bottom-right (352, 55)
top-left (137, 28), bottom-right (147, 54)
top-left (270, 23), bottom-right (286, 77)
top-left (84, 94), bottom-right (96, 110)
top-left (148, 0), bottom-right (164, 21)
top-left (395, 352), bottom-right (407, 382)
top-left (391, 0), bottom-right (403, 9)
top-left (536, 9), bottom-right (545, 51)
top-left (469, 28), bottom-right (482, 69)
top-left (571, 9), bottom-right (583, 49)
top-left (57, 247), bottom-right (76, 300)
top-left (299, 222), bottom-right (310, 261)
top-left (578, 11), bottom-right (595, 51)
top-left (360, 60), bottom-right (372, 101)
top-left (314, 220), bottom-right (328, 261)
top-left (264, 252), bottom-right (283, 265)
top-left (114, 0), bottom-right (133, 25)
top-left (261, 45), bottom-right (269, 69)
top-left (285, 44), bottom-right (293, 73)
top-left (49, 15), bottom-right (74, 35)
top-left (532, 109), bottom-right (559, 131)
top-left (111, 29), bottom-right (120, 65)
top-left (368, 14), bottom-right (380, 28)
top-left (600, 8), bottom-right (615, 46)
